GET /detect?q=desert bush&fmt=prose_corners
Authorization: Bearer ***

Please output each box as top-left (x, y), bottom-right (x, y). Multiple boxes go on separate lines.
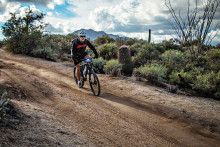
top-left (162, 39), bottom-right (181, 51)
top-left (134, 64), bottom-right (168, 82)
top-left (94, 35), bottom-right (115, 46)
top-left (0, 40), bottom-right (4, 48)
top-left (161, 50), bottom-right (185, 64)
top-left (31, 47), bottom-right (55, 61)
top-left (85, 46), bottom-right (97, 57)
top-left (214, 73), bottom-right (220, 98)
top-left (92, 57), bottom-right (106, 74)
top-left (170, 67), bottom-right (204, 83)
top-left (132, 44), bottom-right (161, 67)
top-left (168, 67), bottom-right (220, 98)
top-left (195, 49), bottom-right (220, 71)
top-left (192, 71), bottom-right (219, 98)
top-left (161, 49), bottom-right (187, 71)
top-left (104, 59), bottom-right (122, 76)
top-left (46, 35), bottom-right (72, 58)
top-left (125, 38), bottom-right (138, 46)
top-left (115, 37), bottom-right (127, 47)
top-left (97, 43), bottom-right (117, 60)
top-left (130, 42), bottom-right (143, 56)
top-left (2, 9), bottom-right (45, 55)
top-left (0, 84), bottom-right (8, 121)
top-left (0, 84), bottom-right (6, 96)
top-left (0, 92), bottom-right (8, 120)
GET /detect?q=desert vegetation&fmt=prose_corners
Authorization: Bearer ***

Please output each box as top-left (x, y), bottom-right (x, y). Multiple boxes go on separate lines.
top-left (1, 1), bottom-right (219, 99)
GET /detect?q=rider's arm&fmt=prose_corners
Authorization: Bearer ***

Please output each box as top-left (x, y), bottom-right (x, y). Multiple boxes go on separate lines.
top-left (71, 40), bottom-right (77, 57)
top-left (87, 40), bottom-right (98, 58)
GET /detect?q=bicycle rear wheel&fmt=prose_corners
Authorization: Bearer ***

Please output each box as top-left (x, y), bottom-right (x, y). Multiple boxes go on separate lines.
top-left (89, 71), bottom-right (100, 96)
top-left (73, 66), bottom-right (84, 88)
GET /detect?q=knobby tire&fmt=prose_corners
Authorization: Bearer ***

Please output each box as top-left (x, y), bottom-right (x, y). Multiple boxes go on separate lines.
top-left (89, 71), bottom-right (100, 96)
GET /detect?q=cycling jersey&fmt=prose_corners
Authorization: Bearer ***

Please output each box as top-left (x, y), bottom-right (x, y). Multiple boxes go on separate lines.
top-left (71, 38), bottom-right (98, 58)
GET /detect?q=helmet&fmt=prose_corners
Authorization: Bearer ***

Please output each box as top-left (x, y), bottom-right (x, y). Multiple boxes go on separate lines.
top-left (78, 31), bottom-right (86, 37)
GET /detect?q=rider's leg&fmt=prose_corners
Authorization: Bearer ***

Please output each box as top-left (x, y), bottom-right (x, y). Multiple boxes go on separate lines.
top-left (75, 63), bottom-right (81, 82)
top-left (84, 55), bottom-right (91, 59)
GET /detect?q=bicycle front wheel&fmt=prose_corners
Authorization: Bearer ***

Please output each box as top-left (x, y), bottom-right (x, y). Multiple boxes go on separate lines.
top-left (89, 71), bottom-right (100, 96)
top-left (73, 66), bottom-right (84, 88)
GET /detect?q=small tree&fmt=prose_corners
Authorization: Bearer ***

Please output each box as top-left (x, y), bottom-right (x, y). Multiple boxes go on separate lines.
top-left (2, 8), bottom-right (46, 55)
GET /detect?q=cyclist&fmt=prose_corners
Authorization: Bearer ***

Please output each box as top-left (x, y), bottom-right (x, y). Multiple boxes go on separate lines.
top-left (71, 31), bottom-right (98, 88)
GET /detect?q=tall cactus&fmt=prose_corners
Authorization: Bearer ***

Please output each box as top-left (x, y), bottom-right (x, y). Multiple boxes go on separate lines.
top-left (117, 45), bottom-right (133, 76)
top-left (148, 29), bottom-right (151, 44)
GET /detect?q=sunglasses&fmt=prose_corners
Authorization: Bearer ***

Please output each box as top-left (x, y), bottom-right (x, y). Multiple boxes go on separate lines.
top-left (80, 36), bottom-right (86, 38)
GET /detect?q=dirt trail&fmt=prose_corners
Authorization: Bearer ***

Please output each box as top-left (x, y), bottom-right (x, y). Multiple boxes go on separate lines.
top-left (0, 49), bottom-right (220, 147)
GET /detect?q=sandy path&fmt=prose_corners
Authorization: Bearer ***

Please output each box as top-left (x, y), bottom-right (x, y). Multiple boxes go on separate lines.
top-left (0, 49), bottom-right (220, 146)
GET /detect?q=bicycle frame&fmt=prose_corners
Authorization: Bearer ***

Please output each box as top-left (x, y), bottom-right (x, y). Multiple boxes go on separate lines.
top-left (80, 58), bottom-right (94, 78)
top-left (73, 57), bottom-right (100, 96)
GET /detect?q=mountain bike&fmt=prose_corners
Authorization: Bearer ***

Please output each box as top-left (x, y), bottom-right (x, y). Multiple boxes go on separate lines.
top-left (73, 57), bottom-right (101, 96)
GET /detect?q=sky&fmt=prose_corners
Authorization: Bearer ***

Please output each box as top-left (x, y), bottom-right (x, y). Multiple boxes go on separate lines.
top-left (0, 0), bottom-right (219, 45)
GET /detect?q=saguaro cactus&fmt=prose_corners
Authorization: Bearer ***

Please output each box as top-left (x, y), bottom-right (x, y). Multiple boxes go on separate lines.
top-left (117, 45), bottom-right (133, 76)
top-left (148, 29), bottom-right (151, 44)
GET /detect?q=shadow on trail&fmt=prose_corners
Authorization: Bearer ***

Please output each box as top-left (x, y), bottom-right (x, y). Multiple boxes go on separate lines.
top-left (99, 92), bottom-right (220, 136)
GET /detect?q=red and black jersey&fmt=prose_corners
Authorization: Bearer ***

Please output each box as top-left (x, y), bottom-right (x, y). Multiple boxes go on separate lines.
top-left (71, 38), bottom-right (98, 58)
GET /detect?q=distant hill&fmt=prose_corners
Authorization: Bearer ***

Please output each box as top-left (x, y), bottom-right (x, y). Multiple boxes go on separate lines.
top-left (72, 29), bottom-right (127, 40)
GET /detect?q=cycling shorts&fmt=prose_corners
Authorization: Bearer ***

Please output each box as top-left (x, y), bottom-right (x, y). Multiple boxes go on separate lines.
top-left (73, 52), bottom-right (88, 65)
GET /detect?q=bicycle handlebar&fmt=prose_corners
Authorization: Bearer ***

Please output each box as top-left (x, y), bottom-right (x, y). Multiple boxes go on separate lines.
top-left (80, 57), bottom-right (95, 63)
top-left (81, 57), bottom-right (95, 61)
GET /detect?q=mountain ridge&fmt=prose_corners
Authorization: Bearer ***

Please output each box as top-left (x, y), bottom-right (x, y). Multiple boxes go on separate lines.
top-left (72, 29), bottom-right (127, 40)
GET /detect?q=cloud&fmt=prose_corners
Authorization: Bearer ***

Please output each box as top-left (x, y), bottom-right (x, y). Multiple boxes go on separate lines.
top-left (0, 0), bottom-right (20, 13)
top-left (43, 0), bottom-right (174, 41)
top-left (89, 0), bottom-right (168, 32)
top-left (207, 29), bottom-right (220, 45)
top-left (0, 4), bottom-right (43, 22)
top-left (0, 1), bottom-right (21, 22)
top-left (0, 0), bottom-right (219, 43)
top-left (7, 0), bottom-right (51, 5)
top-left (47, 11), bottom-right (53, 16)
top-left (2, 0), bottom-right (65, 10)
top-left (45, 23), bottom-right (64, 33)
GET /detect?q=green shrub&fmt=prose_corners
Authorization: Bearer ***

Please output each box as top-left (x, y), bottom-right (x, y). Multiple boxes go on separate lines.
top-left (2, 11), bottom-right (45, 55)
top-left (130, 42), bottom-right (143, 56)
top-left (132, 44), bottom-right (161, 68)
top-left (168, 67), bottom-right (220, 99)
top-left (104, 59), bottom-right (122, 75)
top-left (85, 46), bottom-right (97, 57)
top-left (134, 64), bottom-right (168, 82)
top-left (199, 49), bottom-right (220, 71)
top-left (0, 84), bottom-right (6, 97)
top-left (94, 35), bottom-right (115, 46)
top-left (161, 50), bottom-right (185, 65)
top-left (47, 35), bottom-right (72, 57)
top-left (97, 43), bottom-right (117, 60)
top-left (0, 84), bottom-right (8, 121)
top-left (169, 70), bottom-right (183, 85)
top-left (0, 40), bottom-right (4, 48)
top-left (31, 47), bottom-right (55, 61)
top-left (169, 67), bottom-right (204, 84)
top-left (92, 57), bottom-right (106, 74)
top-left (192, 71), bottom-right (219, 97)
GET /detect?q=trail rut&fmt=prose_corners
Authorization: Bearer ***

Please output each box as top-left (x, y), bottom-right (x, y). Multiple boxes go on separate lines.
top-left (0, 49), bottom-right (220, 147)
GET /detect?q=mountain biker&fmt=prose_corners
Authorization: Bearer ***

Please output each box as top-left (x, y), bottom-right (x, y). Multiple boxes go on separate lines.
top-left (71, 31), bottom-right (98, 88)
